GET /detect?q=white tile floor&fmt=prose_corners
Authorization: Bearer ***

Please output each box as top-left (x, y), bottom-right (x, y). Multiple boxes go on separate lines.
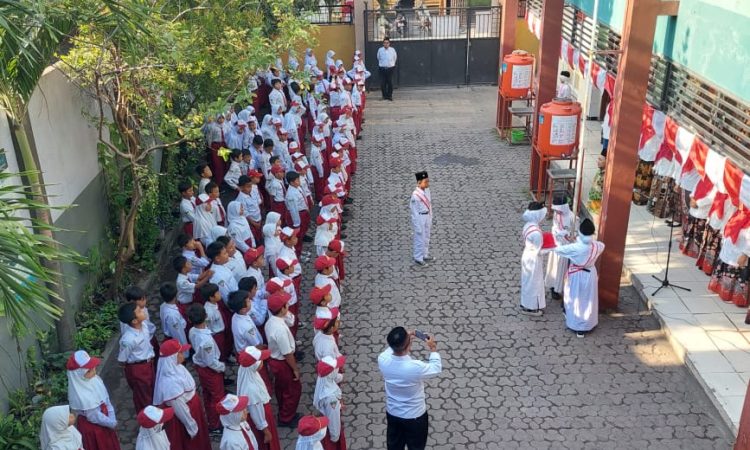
top-left (553, 118), bottom-right (750, 433)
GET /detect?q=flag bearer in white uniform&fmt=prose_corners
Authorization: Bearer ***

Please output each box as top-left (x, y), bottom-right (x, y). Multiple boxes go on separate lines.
top-left (410, 171), bottom-right (432, 267)
top-left (545, 197), bottom-right (574, 300)
top-left (552, 218), bottom-right (606, 337)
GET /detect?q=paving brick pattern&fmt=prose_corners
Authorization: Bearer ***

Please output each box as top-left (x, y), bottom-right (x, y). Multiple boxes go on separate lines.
top-left (106, 86), bottom-right (734, 449)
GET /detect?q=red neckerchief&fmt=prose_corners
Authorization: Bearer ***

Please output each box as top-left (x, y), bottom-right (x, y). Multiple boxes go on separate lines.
top-left (413, 189), bottom-right (431, 213)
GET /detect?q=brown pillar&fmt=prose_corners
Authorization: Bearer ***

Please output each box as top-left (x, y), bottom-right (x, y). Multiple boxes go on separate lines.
top-left (500, 0), bottom-right (518, 58)
top-left (597, 0), bottom-right (678, 310)
top-left (528, 0), bottom-right (564, 191)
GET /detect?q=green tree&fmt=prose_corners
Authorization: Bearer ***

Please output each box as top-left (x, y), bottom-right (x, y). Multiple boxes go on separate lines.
top-left (59, 0), bottom-right (314, 286)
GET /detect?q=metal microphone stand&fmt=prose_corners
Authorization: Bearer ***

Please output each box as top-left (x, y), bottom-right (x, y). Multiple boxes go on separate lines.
top-left (652, 204), bottom-right (691, 296)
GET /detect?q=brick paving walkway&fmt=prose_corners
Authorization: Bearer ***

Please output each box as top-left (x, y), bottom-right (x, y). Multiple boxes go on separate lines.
top-left (107, 86), bottom-right (734, 449)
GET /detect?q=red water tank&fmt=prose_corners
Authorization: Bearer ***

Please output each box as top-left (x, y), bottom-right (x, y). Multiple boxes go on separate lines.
top-left (536, 98), bottom-right (582, 157)
top-left (500, 50), bottom-right (534, 98)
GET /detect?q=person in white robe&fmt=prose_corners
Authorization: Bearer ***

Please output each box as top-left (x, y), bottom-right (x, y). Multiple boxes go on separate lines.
top-left (545, 197), bottom-right (574, 300)
top-left (552, 218), bottom-right (605, 336)
top-left (136, 405), bottom-right (173, 450)
top-left (305, 48), bottom-right (318, 69)
top-left (410, 171), bottom-right (433, 266)
top-left (40, 405), bottom-right (84, 450)
top-left (520, 202), bottom-right (548, 315)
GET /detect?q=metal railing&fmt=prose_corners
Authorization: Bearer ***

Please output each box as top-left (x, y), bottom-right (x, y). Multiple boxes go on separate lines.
top-left (301, 4), bottom-right (353, 24)
top-left (365, 6), bottom-right (501, 41)
top-left (518, 0), bottom-right (527, 18)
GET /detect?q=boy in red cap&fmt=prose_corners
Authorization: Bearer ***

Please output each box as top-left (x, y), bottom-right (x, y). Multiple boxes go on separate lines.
top-left (314, 255), bottom-right (342, 309)
top-left (136, 405), bottom-right (173, 450)
top-left (242, 245), bottom-right (266, 294)
top-left (187, 304), bottom-right (226, 434)
top-left (326, 239), bottom-right (348, 285)
top-left (237, 346), bottom-right (282, 450)
top-left (315, 200), bottom-right (340, 257)
top-left (117, 302), bottom-right (156, 413)
top-left (312, 301), bottom-right (342, 357)
top-left (295, 416), bottom-right (329, 449)
top-left (268, 274), bottom-right (299, 337)
top-left (216, 394), bottom-right (258, 450)
top-left (278, 227), bottom-right (303, 292)
top-left (265, 291), bottom-right (302, 427)
top-left (327, 158), bottom-right (346, 203)
top-left (154, 339), bottom-right (212, 449)
top-left (313, 356), bottom-right (347, 450)
top-left (66, 350), bottom-right (121, 450)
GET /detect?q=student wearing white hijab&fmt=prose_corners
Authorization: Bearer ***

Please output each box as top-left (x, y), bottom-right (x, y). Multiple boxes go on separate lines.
top-left (40, 405), bottom-right (83, 450)
top-left (295, 415), bottom-right (329, 450)
top-left (305, 48), bottom-right (318, 69)
top-left (206, 225), bottom-right (228, 248)
top-left (135, 406), bottom-right (173, 450)
top-left (227, 201), bottom-right (256, 253)
top-left (154, 339), bottom-right (212, 450)
top-left (216, 394), bottom-right (259, 450)
top-left (520, 201), bottom-right (549, 316)
top-left (66, 350), bottom-right (120, 450)
top-left (545, 197), bottom-right (574, 300)
top-left (260, 114), bottom-right (276, 140)
top-left (313, 356), bottom-right (346, 449)
top-left (325, 50), bottom-right (336, 79)
top-left (263, 212), bottom-right (283, 277)
top-left (237, 346), bottom-right (282, 450)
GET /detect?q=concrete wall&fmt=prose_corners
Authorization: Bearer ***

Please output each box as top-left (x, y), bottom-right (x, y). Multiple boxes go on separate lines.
top-left (301, 24), bottom-right (357, 70)
top-left (565, 0), bottom-right (750, 103)
top-left (514, 18), bottom-right (539, 60)
top-left (0, 66), bottom-right (109, 412)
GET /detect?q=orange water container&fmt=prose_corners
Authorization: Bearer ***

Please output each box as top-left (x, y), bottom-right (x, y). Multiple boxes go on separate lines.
top-left (537, 98), bottom-right (582, 157)
top-left (500, 50), bottom-right (534, 98)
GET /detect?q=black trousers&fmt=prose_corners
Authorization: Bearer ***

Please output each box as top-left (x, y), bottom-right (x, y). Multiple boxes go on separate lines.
top-left (380, 66), bottom-right (395, 99)
top-left (386, 411), bottom-right (428, 450)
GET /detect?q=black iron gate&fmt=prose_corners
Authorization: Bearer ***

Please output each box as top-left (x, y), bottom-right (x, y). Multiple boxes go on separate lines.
top-left (364, 6), bottom-right (501, 88)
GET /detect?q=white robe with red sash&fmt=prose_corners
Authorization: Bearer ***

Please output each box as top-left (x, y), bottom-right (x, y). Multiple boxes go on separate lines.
top-left (544, 204), bottom-right (574, 294)
top-left (554, 235), bottom-right (605, 332)
top-left (520, 208), bottom-right (547, 310)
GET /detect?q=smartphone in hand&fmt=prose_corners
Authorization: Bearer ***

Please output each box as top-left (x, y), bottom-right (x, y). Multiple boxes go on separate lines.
top-left (414, 330), bottom-right (430, 341)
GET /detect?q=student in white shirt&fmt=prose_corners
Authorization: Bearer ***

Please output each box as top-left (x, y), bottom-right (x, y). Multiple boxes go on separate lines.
top-left (135, 405), bottom-right (172, 450)
top-left (199, 283), bottom-right (228, 362)
top-left (178, 182), bottom-right (196, 237)
top-left (236, 346), bottom-right (281, 449)
top-left (377, 326), bottom-right (442, 450)
top-left (225, 149), bottom-right (244, 192)
top-left (265, 291), bottom-right (302, 427)
top-left (158, 282), bottom-right (189, 359)
top-left (216, 394), bottom-right (259, 450)
top-left (187, 304), bottom-right (226, 434)
top-left (173, 255), bottom-right (212, 318)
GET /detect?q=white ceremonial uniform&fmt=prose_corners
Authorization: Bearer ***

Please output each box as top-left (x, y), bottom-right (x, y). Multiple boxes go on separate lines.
top-left (410, 187), bottom-right (432, 263)
top-left (553, 235), bottom-right (606, 332)
top-left (544, 204), bottom-right (574, 294)
top-left (377, 347), bottom-right (442, 419)
top-left (189, 327), bottom-right (226, 372)
top-left (520, 208), bottom-right (547, 311)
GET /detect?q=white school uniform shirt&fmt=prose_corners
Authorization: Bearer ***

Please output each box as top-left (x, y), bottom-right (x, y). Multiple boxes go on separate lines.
top-left (225, 161), bottom-right (243, 190)
top-left (237, 190), bottom-right (262, 223)
top-left (176, 272), bottom-right (197, 304)
top-left (117, 324), bottom-right (155, 363)
top-left (260, 152), bottom-right (273, 179)
top-left (313, 372), bottom-right (343, 442)
top-left (189, 327), bottom-right (225, 372)
top-left (210, 263), bottom-right (239, 303)
top-left (279, 274), bottom-right (299, 306)
top-left (329, 89), bottom-right (340, 107)
top-left (194, 196), bottom-right (218, 244)
top-left (232, 313), bottom-right (263, 352)
top-left (160, 303), bottom-right (188, 349)
top-left (377, 46), bottom-right (397, 68)
top-left (276, 245), bottom-right (302, 278)
top-left (377, 347), bottom-right (442, 419)
top-left (136, 424), bottom-right (170, 450)
top-left (119, 307), bottom-right (157, 337)
top-left (314, 273), bottom-right (341, 308)
top-left (226, 251), bottom-right (247, 281)
top-left (243, 266), bottom-right (266, 296)
top-left (269, 88), bottom-right (287, 116)
top-left (266, 315), bottom-right (295, 360)
top-left (313, 332), bottom-right (342, 361)
top-left (198, 178), bottom-right (211, 196)
top-left (180, 197), bottom-right (195, 224)
top-left (285, 185), bottom-right (308, 227)
top-left (181, 249), bottom-right (209, 277)
top-left (268, 177), bottom-right (286, 202)
top-left (205, 301), bottom-right (225, 334)
top-left (300, 173), bottom-right (313, 200)
top-left (209, 198), bottom-right (226, 225)
top-left (327, 172), bottom-right (346, 198)
top-left (219, 413), bottom-right (259, 450)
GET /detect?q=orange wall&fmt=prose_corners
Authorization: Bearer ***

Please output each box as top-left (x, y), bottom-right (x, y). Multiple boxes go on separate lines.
top-left (293, 24), bottom-right (356, 70)
top-left (514, 18), bottom-right (539, 60)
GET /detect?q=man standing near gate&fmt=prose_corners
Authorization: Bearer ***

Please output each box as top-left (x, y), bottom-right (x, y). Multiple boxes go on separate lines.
top-left (377, 37), bottom-right (397, 101)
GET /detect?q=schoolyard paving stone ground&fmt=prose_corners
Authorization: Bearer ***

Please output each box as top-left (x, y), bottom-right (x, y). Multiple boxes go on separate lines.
top-left (106, 86), bottom-right (734, 449)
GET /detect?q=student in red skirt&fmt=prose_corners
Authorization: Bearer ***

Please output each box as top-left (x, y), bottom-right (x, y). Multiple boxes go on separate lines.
top-left (314, 356), bottom-right (347, 450)
top-left (136, 405), bottom-right (173, 450)
top-left (154, 339), bottom-right (212, 449)
top-left (117, 302), bottom-right (156, 413)
top-left (237, 346), bottom-right (282, 450)
top-left (66, 350), bottom-right (121, 450)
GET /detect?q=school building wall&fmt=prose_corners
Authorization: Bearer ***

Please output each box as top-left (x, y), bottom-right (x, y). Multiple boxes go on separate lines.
top-left (0, 66), bottom-right (109, 412)
top-left (302, 24), bottom-right (357, 71)
top-left (514, 18), bottom-right (539, 60)
top-left (565, 0), bottom-right (750, 103)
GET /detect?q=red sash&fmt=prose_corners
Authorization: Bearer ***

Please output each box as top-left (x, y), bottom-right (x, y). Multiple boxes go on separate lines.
top-left (413, 190), bottom-right (431, 214)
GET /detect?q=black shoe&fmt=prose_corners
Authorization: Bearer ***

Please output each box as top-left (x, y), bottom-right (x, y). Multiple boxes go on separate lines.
top-left (550, 290), bottom-right (562, 300)
top-left (295, 350), bottom-right (305, 361)
top-left (209, 428), bottom-right (223, 438)
top-left (341, 224), bottom-right (347, 230)
top-left (345, 198), bottom-right (354, 204)
top-left (340, 234), bottom-right (347, 239)
top-left (223, 377), bottom-right (233, 386)
top-left (303, 235), bottom-right (313, 242)
top-left (279, 413), bottom-right (302, 428)
top-left (356, 135), bottom-right (362, 140)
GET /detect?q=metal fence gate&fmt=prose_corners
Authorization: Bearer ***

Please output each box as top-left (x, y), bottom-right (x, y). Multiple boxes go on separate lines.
top-left (364, 6), bottom-right (501, 88)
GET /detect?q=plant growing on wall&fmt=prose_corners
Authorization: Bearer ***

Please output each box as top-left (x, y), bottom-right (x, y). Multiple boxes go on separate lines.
top-left (58, 0), bottom-right (314, 287)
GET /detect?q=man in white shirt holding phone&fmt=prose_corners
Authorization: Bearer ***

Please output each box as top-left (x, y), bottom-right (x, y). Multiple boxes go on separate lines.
top-left (378, 326), bottom-right (442, 450)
